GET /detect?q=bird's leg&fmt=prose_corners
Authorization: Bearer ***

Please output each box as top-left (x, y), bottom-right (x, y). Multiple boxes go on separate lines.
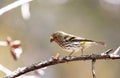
top-left (68, 52), bottom-right (74, 56)
top-left (81, 47), bottom-right (84, 55)
top-left (68, 50), bottom-right (75, 56)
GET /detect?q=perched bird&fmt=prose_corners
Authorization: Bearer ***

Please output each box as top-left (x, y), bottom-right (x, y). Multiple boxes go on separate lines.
top-left (50, 31), bottom-right (105, 56)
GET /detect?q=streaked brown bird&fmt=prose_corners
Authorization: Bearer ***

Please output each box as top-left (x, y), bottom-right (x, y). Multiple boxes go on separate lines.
top-left (50, 31), bottom-right (105, 56)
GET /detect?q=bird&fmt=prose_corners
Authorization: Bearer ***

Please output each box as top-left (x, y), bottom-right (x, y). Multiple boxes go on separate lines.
top-left (50, 31), bottom-right (105, 56)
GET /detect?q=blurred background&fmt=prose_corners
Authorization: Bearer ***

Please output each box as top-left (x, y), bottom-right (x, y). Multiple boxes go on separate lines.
top-left (0, 0), bottom-right (120, 78)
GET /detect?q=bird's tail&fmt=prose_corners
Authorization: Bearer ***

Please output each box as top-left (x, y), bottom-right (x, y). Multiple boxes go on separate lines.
top-left (95, 41), bottom-right (106, 47)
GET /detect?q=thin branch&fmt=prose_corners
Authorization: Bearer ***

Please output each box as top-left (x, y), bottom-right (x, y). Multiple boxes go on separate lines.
top-left (0, 64), bottom-right (12, 75)
top-left (92, 59), bottom-right (96, 78)
top-left (3, 47), bottom-right (120, 78)
top-left (0, 0), bottom-right (32, 15)
top-left (112, 46), bottom-right (120, 55)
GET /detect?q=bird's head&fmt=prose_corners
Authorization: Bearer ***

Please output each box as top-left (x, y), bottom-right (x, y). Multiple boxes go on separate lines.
top-left (50, 31), bottom-right (65, 42)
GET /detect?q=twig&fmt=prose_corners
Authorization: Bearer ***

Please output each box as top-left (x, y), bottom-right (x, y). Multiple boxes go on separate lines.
top-left (0, 64), bottom-right (12, 75)
top-left (92, 59), bottom-right (96, 78)
top-left (3, 48), bottom-right (120, 78)
top-left (101, 49), bottom-right (113, 55)
top-left (112, 46), bottom-right (120, 55)
top-left (0, 0), bottom-right (32, 15)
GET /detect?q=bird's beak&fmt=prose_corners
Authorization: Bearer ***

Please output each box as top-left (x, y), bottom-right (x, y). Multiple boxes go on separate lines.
top-left (50, 36), bottom-right (54, 42)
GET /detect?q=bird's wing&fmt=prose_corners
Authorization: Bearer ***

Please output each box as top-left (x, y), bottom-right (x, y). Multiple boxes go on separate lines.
top-left (71, 37), bottom-right (105, 46)
top-left (66, 34), bottom-right (93, 42)
top-left (63, 33), bottom-right (92, 42)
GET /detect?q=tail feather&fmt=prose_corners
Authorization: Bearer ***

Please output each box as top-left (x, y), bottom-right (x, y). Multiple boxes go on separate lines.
top-left (95, 41), bottom-right (106, 46)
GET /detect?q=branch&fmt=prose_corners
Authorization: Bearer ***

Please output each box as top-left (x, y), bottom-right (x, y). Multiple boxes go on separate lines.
top-left (0, 0), bottom-right (32, 15)
top-left (92, 59), bottom-right (96, 78)
top-left (3, 47), bottom-right (120, 78)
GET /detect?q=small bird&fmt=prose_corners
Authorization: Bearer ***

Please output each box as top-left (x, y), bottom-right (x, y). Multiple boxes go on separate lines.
top-left (50, 31), bottom-right (105, 56)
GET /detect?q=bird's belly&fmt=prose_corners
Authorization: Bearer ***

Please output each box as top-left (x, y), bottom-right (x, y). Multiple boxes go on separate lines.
top-left (60, 42), bottom-right (81, 52)
top-left (63, 47), bottom-right (80, 52)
